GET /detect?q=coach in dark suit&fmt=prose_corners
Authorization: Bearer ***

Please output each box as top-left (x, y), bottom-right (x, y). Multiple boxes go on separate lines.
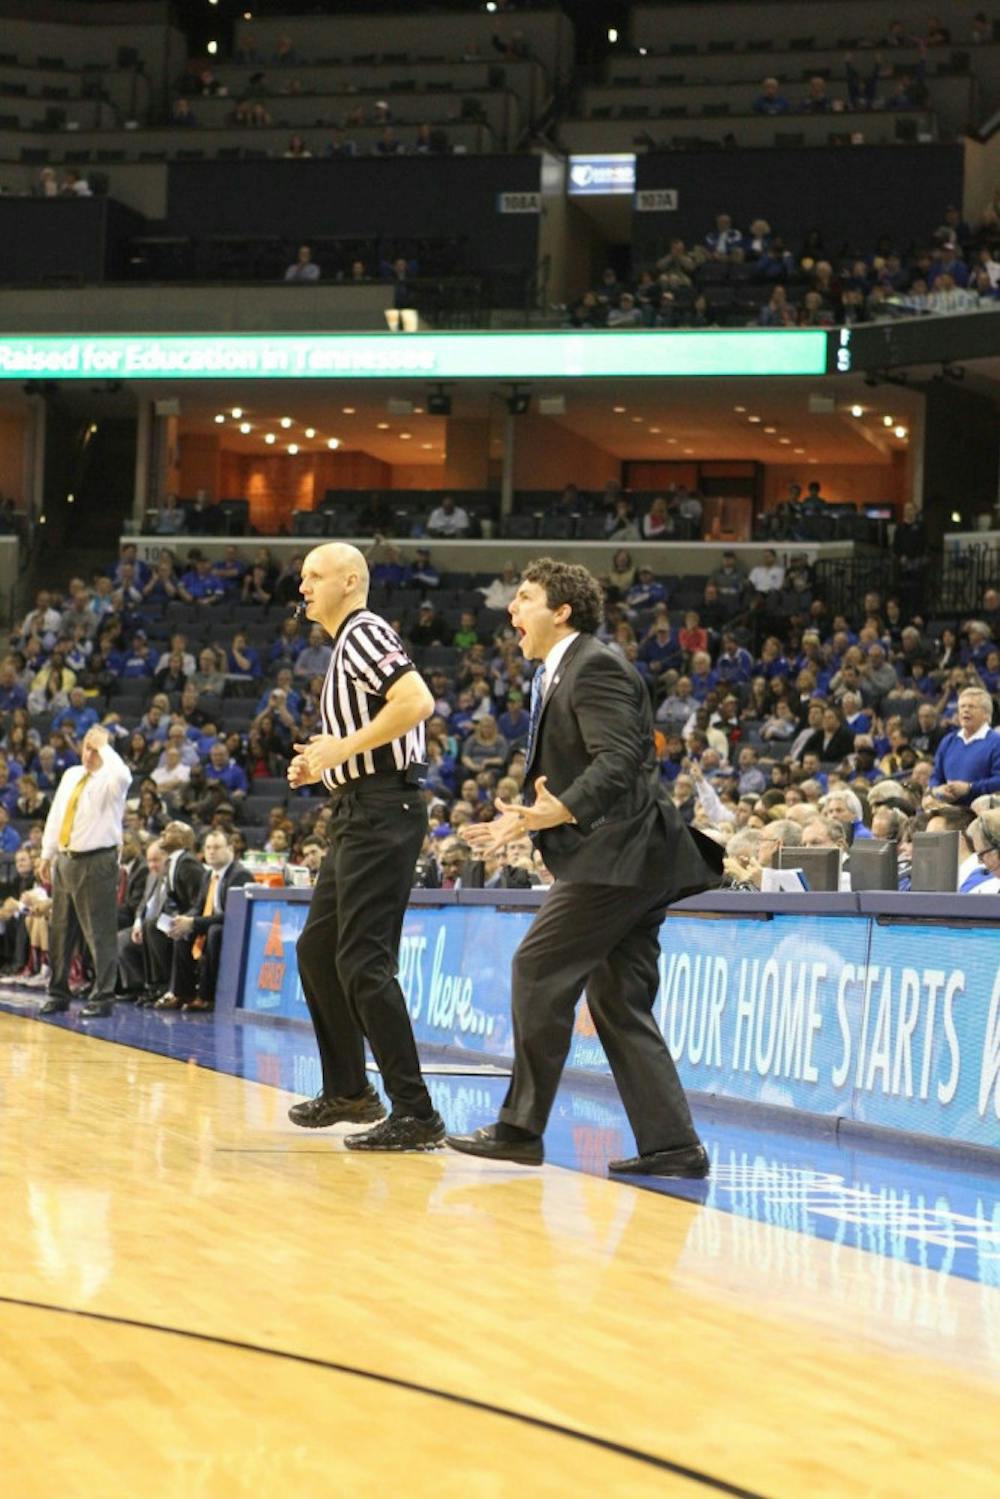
top-left (162, 827), bottom-right (254, 1011)
top-left (146, 820), bottom-right (204, 1004)
top-left (447, 558), bottom-right (722, 1176)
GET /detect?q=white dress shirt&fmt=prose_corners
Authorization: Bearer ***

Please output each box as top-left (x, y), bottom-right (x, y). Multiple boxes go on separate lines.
top-left (41, 743), bottom-right (131, 860)
top-left (540, 631), bottom-right (580, 699)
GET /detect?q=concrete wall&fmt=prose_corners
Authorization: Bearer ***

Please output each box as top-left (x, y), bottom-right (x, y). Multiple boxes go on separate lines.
top-left (125, 532), bottom-right (854, 576)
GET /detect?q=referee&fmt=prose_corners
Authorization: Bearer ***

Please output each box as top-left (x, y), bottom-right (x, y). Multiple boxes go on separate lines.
top-left (287, 542), bottom-right (444, 1151)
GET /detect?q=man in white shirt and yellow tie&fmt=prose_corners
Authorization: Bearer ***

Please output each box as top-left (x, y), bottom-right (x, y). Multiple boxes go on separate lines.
top-left (39, 724), bottom-right (132, 1018)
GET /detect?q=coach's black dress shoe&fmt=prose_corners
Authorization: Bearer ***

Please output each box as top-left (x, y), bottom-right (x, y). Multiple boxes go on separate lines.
top-left (608, 1143), bottom-right (710, 1178)
top-left (39, 996), bottom-right (70, 1015)
top-left (80, 1000), bottom-right (113, 1019)
top-left (288, 1083), bottom-right (386, 1129)
top-left (445, 1123), bottom-right (544, 1166)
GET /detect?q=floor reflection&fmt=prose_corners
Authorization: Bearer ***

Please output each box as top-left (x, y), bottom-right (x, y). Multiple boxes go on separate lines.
top-left (4, 988), bottom-right (1000, 1287)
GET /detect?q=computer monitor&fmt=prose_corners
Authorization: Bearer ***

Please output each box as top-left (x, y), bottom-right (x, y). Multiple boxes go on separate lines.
top-left (910, 831), bottom-right (959, 892)
top-left (848, 839), bottom-right (899, 892)
top-left (777, 846), bottom-right (841, 892)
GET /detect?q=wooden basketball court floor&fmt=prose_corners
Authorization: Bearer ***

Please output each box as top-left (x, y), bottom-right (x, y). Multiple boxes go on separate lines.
top-left (1, 1003), bottom-right (999, 1498)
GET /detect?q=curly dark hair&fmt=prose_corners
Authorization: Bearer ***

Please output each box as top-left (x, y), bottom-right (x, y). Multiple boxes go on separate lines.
top-left (521, 558), bottom-right (605, 635)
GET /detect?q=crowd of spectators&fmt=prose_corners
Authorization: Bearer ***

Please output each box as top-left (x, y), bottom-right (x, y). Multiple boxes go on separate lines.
top-left (5, 515), bottom-right (1000, 999)
top-left (568, 200), bottom-right (1000, 330)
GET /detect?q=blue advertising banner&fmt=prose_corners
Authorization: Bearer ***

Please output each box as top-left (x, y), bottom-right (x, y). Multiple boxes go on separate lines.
top-left (237, 897), bottom-right (1000, 1153)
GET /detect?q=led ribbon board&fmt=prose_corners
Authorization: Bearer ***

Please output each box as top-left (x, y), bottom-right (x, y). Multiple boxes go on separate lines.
top-left (0, 331), bottom-right (829, 380)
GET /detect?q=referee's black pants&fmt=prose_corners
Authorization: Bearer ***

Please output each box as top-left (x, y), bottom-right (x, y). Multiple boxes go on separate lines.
top-left (296, 777), bottom-right (433, 1117)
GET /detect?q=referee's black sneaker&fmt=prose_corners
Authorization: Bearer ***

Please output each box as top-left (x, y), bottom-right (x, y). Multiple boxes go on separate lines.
top-left (287, 1083), bottom-right (386, 1129)
top-left (344, 1111), bottom-right (446, 1152)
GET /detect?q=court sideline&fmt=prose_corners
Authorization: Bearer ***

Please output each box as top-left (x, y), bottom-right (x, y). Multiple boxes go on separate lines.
top-left (1, 1008), bottom-right (999, 1497)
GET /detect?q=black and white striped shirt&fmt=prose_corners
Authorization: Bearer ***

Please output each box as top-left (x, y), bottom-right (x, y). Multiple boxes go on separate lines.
top-left (320, 608), bottom-right (426, 789)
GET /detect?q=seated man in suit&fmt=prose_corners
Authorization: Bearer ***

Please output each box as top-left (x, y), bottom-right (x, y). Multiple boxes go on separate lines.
top-left (116, 833), bottom-right (148, 931)
top-left (145, 821), bottom-right (204, 1006)
top-left (162, 827), bottom-right (253, 1011)
top-left (448, 558), bottom-right (722, 1177)
top-left (119, 839), bottom-right (165, 999)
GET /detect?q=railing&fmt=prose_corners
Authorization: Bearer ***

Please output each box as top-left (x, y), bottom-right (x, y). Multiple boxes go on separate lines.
top-left (814, 544), bottom-right (1000, 620)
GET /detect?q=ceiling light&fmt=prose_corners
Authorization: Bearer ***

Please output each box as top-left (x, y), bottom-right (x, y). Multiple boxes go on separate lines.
top-left (733, 405), bottom-right (746, 413)
top-left (631, 416), bottom-right (643, 424)
top-left (748, 415), bottom-right (762, 424)
top-left (894, 425), bottom-right (908, 439)
top-left (342, 406), bottom-right (355, 415)
top-left (287, 443), bottom-right (299, 455)
top-left (421, 443), bottom-right (433, 450)
top-left (239, 422), bottom-right (251, 434)
top-left (413, 406), bottom-right (425, 415)
top-left (808, 458), bottom-right (818, 464)
top-left (608, 27), bottom-right (618, 43)
top-left (764, 426), bottom-right (776, 434)
top-left (280, 417), bottom-right (293, 429)
top-left (243, 10), bottom-right (252, 18)
top-left (214, 413), bottom-right (225, 424)
top-left (779, 437), bottom-right (791, 444)
top-left (207, 40), bottom-right (218, 55)
top-left (794, 446), bottom-right (805, 454)
top-left (683, 448), bottom-right (694, 454)
top-left (231, 406), bottom-right (243, 419)
top-left (613, 405), bottom-right (626, 413)
top-left (304, 427), bottom-right (316, 439)
top-left (327, 438), bottom-right (340, 450)
top-left (377, 422), bottom-right (390, 430)
top-left (850, 404), bottom-right (863, 418)
top-left (666, 437), bottom-right (677, 444)
top-left (882, 415), bottom-right (893, 427)
top-left (264, 433), bottom-right (276, 444)
top-left (399, 432), bottom-right (412, 440)
top-left (951, 511), bottom-right (962, 524)
top-left (649, 427), bottom-right (661, 434)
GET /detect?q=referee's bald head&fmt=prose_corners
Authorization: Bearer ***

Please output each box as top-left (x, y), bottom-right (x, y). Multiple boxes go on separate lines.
top-left (300, 543), bottom-right (370, 629)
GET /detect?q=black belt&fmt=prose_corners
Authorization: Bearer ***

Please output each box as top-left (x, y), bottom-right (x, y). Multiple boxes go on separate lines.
top-left (330, 771), bottom-right (411, 799)
top-left (60, 845), bottom-right (116, 859)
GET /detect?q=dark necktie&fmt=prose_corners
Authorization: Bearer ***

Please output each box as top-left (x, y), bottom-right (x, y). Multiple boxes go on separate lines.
top-left (525, 665), bottom-right (547, 766)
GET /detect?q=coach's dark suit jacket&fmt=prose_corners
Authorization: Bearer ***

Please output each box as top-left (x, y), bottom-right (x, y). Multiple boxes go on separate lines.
top-left (528, 634), bottom-right (722, 895)
top-left (184, 861), bottom-right (255, 933)
top-left (164, 849), bottom-right (205, 915)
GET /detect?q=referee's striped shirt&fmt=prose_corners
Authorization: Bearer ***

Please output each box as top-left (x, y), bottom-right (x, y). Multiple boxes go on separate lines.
top-left (320, 607), bottom-right (426, 789)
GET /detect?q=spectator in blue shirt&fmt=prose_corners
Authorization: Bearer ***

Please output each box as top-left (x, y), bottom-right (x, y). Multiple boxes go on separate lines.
top-left (705, 213), bottom-right (744, 260)
top-left (112, 543), bottom-right (151, 589)
top-left (179, 556), bottom-right (226, 605)
top-left (626, 567), bottom-right (668, 613)
top-left (638, 619), bottom-right (683, 681)
top-left (410, 548), bottom-right (440, 591)
top-left (212, 544), bottom-right (247, 594)
top-left (205, 741), bottom-right (249, 798)
top-left (227, 630), bottom-right (262, 679)
top-left (123, 635), bottom-right (156, 678)
top-left (371, 545), bottom-right (410, 591)
top-left (715, 633), bottom-right (754, 688)
top-left (0, 805), bottom-right (20, 852)
top-left (293, 625), bottom-right (332, 680)
top-left (255, 667), bottom-right (302, 719)
top-left (752, 77), bottom-right (791, 114)
top-left (930, 688), bottom-right (1000, 806)
top-left (269, 616), bottom-right (305, 667)
top-left (689, 651), bottom-right (717, 702)
top-left (52, 686), bottom-right (100, 741)
top-left (0, 763), bottom-right (18, 814)
top-left (0, 661), bottom-right (26, 713)
top-left (497, 689), bottom-right (530, 749)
